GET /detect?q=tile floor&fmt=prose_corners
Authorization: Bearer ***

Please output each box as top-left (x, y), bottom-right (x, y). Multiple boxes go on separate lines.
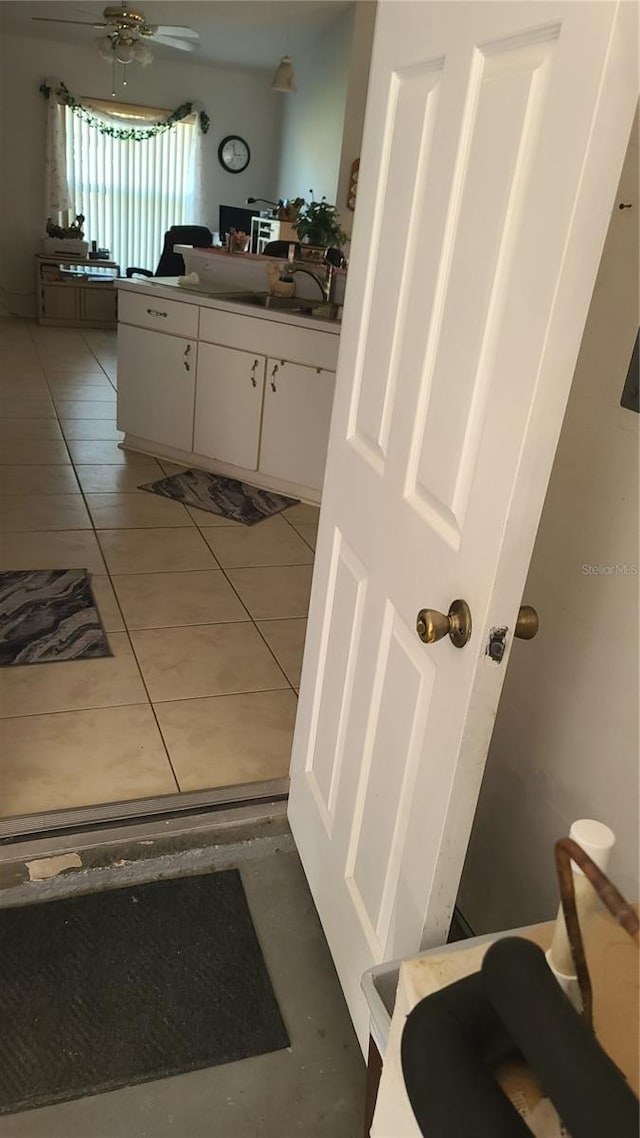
top-left (0, 318), bottom-right (319, 820)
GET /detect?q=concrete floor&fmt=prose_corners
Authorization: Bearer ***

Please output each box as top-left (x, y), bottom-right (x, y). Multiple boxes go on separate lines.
top-left (0, 842), bottom-right (365, 1138)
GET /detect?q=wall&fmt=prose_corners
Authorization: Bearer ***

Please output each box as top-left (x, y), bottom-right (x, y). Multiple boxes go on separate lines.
top-left (457, 118), bottom-right (639, 933)
top-left (335, 0), bottom-right (376, 237)
top-left (275, 7), bottom-right (354, 207)
top-left (0, 32), bottom-right (283, 316)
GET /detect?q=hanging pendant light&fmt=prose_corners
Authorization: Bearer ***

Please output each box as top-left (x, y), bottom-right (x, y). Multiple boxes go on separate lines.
top-left (271, 55), bottom-right (297, 93)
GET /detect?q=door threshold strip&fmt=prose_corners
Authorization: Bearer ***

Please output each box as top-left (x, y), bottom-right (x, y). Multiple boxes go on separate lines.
top-left (0, 778), bottom-right (289, 844)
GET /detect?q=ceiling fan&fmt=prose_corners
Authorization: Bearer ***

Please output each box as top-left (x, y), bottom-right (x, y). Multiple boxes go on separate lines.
top-left (32, 4), bottom-right (200, 57)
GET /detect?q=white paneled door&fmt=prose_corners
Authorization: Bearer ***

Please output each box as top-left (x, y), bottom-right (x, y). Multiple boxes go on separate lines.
top-left (288, 0), bottom-right (638, 1046)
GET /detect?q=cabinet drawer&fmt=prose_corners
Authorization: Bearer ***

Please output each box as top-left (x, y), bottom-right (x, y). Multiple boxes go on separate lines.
top-left (198, 306), bottom-right (339, 371)
top-left (119, 289), bottom-right (199, 339)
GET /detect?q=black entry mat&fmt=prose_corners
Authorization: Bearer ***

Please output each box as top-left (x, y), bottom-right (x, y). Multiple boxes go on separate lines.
top-left (0, 569), bottom-right (111, 666)
top-left (0, 871), bottom-right (289, 1115)
top-left (139, 468), bottom-right (299, 525)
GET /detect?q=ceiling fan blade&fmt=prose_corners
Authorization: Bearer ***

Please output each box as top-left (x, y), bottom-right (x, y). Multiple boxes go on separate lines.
top-left (153, 34), bottom-right (197, 52)
top-left (150, 25), bottom-right (199, 39)
top-left (32, 17), bottom-right (107, 26)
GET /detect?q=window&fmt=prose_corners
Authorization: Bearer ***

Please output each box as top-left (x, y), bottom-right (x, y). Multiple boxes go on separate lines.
top-left (64, 102), bottom-right (196, 273)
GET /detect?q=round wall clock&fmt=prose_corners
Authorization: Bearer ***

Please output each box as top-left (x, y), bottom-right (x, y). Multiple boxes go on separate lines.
top-left (217, 135), bottom-right (251, 174)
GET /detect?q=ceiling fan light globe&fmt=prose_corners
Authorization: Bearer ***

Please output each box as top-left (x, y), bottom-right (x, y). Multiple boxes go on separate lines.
top-left (133, 39), bottom-right (153, 65)
top-left (271, 56), bottom-right (297, 93)
top-left (96, 35), bottom-right (114, 60)
top-left (115, 40), bottom-right (135, 64)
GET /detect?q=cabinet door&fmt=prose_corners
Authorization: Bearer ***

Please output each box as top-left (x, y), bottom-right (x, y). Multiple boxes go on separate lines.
top-left (42, 286), bottom-right (79, 322)
top-left (259, 358), bottom-right (336, 491)
top-left (80, 287), bottom-right (117, 325)
top-left (194, 343), bottom-right (265, 470)
top-left (117, 323), bottom-right (196, 451)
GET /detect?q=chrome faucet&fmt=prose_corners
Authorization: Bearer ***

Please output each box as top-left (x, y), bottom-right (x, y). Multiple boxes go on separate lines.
top-left (285, 261), bottom-right (337, 309)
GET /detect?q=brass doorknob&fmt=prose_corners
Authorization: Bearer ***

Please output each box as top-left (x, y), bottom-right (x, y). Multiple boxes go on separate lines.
top-left (416, 599), bottom-right (472, 649)
top-left (515, 604), bottom-right (539, 639)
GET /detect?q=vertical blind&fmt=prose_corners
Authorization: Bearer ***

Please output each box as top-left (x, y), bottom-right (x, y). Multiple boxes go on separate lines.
top-left (64, 106), bottom-right (194, 272)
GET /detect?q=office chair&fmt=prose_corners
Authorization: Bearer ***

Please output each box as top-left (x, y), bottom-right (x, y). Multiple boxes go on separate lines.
top-left (262, 240), bottom-right (302, 259)
top-left (126, 226), bottom-right (213, 278)
top-left (262, 242), bottom-right (345, 268)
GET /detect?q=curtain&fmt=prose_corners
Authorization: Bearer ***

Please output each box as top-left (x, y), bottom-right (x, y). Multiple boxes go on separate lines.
top-left (44, 83), bottom-right (73, 219)
top-left (186, 101), bottom-right (206, 225)
top-left (64, 102), bottom-right (197, 272)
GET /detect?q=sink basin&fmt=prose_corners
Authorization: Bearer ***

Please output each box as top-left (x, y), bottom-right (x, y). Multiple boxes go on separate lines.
top-left (217, 291), bottom-right (341, 322)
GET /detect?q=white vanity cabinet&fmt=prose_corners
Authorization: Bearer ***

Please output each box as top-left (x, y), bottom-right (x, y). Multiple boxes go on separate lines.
top-left (117, 281), bottom-right (341, 501)
top-left (117, 323), bottom-right (197, 452)
top-left (194, 343), bottom-right (266, 470)
top-left (259, 359), bottom-right (336, 492)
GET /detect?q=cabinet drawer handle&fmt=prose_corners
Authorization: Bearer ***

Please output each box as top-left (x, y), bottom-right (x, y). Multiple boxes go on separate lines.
top-left (183, 344), bottom-right (192, 372)
top-left (270, 363), bottom-right (279, 392)
top-left (250, 359), bottom-right (259, 388)
top-left (146, 307), bottom-right (167, 318)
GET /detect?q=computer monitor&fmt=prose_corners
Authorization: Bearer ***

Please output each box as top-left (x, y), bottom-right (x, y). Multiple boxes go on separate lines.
top-left (218, 205), bottom-right (258, 243)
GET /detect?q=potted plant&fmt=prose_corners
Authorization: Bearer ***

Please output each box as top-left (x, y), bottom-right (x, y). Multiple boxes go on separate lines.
top-left (293, 192), bottom-right (347, 260)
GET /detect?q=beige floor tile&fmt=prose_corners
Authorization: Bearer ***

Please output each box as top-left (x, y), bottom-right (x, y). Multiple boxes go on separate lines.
top-left (201, 515), bottom-right (314, 568)
top-left (257, 619), bottom-right (308, 687)
top-left (0, 530), bottom-right (106, 571)
top-left (290, 522), bottom-right (318, 551)
top-left (50, 386), bottom-right (116, 404)
top-left (186, 506), bottom-right (241, 526)
top-left (226, 565), bottom-right (314, 620)
top-left (66, 440), bottom-right (150, 465)
top-left (54, 400), bottom-right (117, 420)
top-left (0, 632), bottom-right (146, 719)
top-left (113, 570), bottom-right (247, 629)
top-left (130, 622), bottom-right (287, 702)
top-left (0, 440), bottom-right (70, 466)
top-left (86, 492), bottom-right (193, 529)
top-left (0, 465), bottom-right (80, 496)
top-left (284, 503), bottom-right (321, 525)
top-left (0, 494), bottom-right (91, 532)
top-left (0, 397), bottom-right (56, 420)
top-left (98, 528), bottom-right (217, 574)
top-left (46, 374), bottom-right (114, 392)
top-left (36, 355), bottom-right (100, 373)
top-left (90, 574), bottom-right (125, 632)
top-left (159, 461), bottom-right (189, 476)
top-left (0, 418), bottom-right (63, 441)
top-left (61, 420), bottom-right (123, 441)
top-left (0, 378), bottom-right (48, 395)
top-left (0, 704), bottom-right (176, 817)
top-left (156, 690), bottom-right (297, 791)
top-left (74, 460), bottom-right (163, 493)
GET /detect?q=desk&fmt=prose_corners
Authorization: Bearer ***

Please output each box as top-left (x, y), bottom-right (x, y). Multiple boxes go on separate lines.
top-left (35, 255), bottom-right (119, 328)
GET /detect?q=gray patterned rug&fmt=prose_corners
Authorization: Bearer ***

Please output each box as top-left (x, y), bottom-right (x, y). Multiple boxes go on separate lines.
top-left (0, 570), bottom-right (112, 667)
top-left (139, 469), bottom-right (299, 525)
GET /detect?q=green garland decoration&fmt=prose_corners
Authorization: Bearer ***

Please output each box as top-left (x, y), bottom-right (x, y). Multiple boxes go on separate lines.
top-left (40, 82), bottom-right (210, 137)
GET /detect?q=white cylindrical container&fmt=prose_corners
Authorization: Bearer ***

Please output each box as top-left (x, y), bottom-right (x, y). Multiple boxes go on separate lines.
top-left (546, 819), bottom-right (615, 1007)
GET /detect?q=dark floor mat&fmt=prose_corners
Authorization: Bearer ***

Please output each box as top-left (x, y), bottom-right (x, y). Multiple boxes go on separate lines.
top-left (0, 568), bottom-right (111, 666)
top-left (0, 870), bottom-right (289, 1115)
top-left (139, 468), bottom-right (299, 525)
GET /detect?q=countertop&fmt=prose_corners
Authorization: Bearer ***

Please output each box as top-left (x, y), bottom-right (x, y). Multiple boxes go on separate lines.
top-left (116, 277), bottom-right (342, 337)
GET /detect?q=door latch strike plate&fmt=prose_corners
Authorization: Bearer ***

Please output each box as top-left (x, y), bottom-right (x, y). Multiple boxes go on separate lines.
top-left (487, 627), bottom-right (508, 663)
